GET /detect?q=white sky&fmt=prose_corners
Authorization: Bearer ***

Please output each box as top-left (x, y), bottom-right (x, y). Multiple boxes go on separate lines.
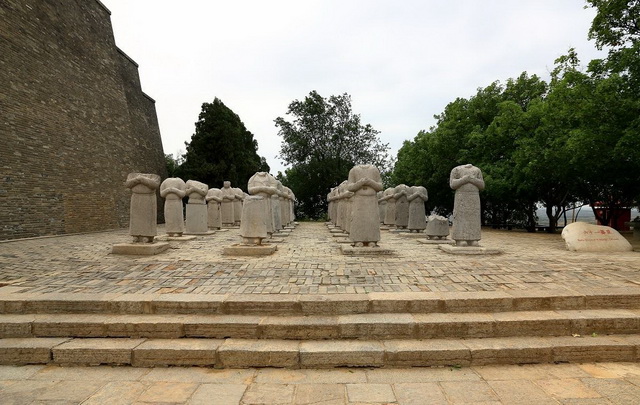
top-left (103, 0), bottom-right (606, 175)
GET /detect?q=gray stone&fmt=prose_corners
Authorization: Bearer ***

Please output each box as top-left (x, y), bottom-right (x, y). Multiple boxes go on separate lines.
top-left (220, 181), bottom-right (235, 226)
top-left (159, 177), bottom-right (186, 237)
top-left (185, 180), bottom-right (209, 235)
top-left (407, 186), bottom-right (428, 231)
top-left (346, 164), bottom-right (383, 247)
top-left (426, 214), bottom-right (450, 239)
top-left (394, 184), bottom-right (410, 229)
top-left (124, 172), bottom-right (161, 243)
top-left (239, 195), bottom-right (268, 245)
top-left (450, 164), bottom-right (484, 247)
top-left (206, 188), bottom-right (223, 230)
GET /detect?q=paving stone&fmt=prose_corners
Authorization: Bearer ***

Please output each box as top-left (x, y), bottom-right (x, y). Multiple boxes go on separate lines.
top-left (30, 364), bottom-right (149, 381)
top-left (0, 364), bottom-right (45, 380)
top-left (189, 383), bottom-right (247, 405)
top-left (366, 367), bottom-right (481, 383)
top-left (473, 363), bottom-right (591, 381)
top-left (258, 315), bottom-right (340, 339)
top-left (393, 382), bottom-right (448, 405)
top-left (535, 378), bottom-right (602, 399)
top-left (488, 379), bottom-right (557, 404)
top-left (578, 362), bottom-right (640, 379)
top-left (141, 367), bottom-right (255, 384)
top-left (383, 339), bottom-right (471, 367)
top-left (338, 313), bottom-right (415, 339)
top-left (183, 314), bottom-right (262, 338)
top-left (241, 383), bottom-right (295, 404)
top-left (255, 368), bottom-right (367, 384)
top-left (136, 381), bottom-right (198, 403)
top-left (439, 380), bottom-right (501, 404)
top-left (34, 379), bottom-right (106, 402)
top-left (346, 383), bottom-right (395, 403)
top-left (293, 384), bottom-right (346, 404)
top-left (581, 377), bottom-right (640, 404)
top-left (83, 381), bottom-right (148, 405)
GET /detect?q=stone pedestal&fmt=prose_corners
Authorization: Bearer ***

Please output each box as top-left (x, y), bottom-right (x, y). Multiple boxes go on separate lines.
top-left (156, 235), bottom-right (197, 242)
top-left (341, 245), bottom-right (394, 255)
top-left (112, 242), bottom-right (169, 255)
top-left (418, 238), bottom-right (455, 245)
top-left (223, 244), bottom-right (277, 256)
top-left (439, 244), bottom-right (502, 255)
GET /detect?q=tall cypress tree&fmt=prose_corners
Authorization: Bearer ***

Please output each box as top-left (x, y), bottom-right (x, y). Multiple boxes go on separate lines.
top-left (178, 98), bottom-right (269, 189)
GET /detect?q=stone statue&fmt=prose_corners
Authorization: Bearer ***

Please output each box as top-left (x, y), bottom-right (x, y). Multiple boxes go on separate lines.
top-left (382, 187), bottom-right (396, 227)
top-left (450, 164), bottom-right (484, 246)
top-left (239, 195), bottom-right (268, 245)
top-left (206, 188), bottom-right (223, 230)
top-left (185, 180), bottom-right (209, 234)
top-left (347, 164), bottom-right (383, 246)
top-left (407, 186), bottom-right (428, 232)
top-left (233, 188), bottom-right (244, 225)
top-left (248, 172), bottom-right (277, 235)
top-left (220, 181), bottom-right (235, 226)
top-left (426, 214), bottom-right (449, 240)
top-left (125, 173), bottom-right (161, 243)
top-left (394, 184), bottom-right (410, 229)
top-left (377, 191), bottom-right (386, 224)
top-left (160, 177), bottom-right (186, 237)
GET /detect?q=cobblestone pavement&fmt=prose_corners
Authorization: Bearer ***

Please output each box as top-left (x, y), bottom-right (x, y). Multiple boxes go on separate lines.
top-left (0, 222), bottom-right (638, 295)
top-left (1, 362), bottom-right (639, 404)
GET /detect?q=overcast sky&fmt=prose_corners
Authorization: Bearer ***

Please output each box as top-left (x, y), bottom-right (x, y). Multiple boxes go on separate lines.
top-left (103, 0), bottom-right (605, 175)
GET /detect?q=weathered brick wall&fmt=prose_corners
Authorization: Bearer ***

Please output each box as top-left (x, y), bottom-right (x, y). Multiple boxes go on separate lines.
top-left (0, 0), bottom-right (167, 240)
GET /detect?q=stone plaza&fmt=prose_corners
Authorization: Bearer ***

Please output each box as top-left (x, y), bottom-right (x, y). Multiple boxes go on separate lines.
top-left (1, 223), bottom-right (640, 403)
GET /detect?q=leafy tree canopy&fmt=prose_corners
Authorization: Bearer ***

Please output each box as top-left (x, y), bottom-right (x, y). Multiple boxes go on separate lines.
top-left (177, 98), bottom-right (269, 189)
top-left (276, 91), bottom-right (390, 219)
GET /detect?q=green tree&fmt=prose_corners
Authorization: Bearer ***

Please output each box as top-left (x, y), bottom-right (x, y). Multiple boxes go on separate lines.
top-left (275, 91), bottom-right (390, 219)
top-left (179, 98), bottom-right (269, 189)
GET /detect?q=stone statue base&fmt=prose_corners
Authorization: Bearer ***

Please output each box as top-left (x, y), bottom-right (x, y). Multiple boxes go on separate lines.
top-left (222, 225), bottom-right (240, 229)
top-left (156, 235), bottom-right (197, 242)
top-left (335, 237), bottom-right (351, 244)
top-left (417, 238), bottom-right (455, 245)
top-left (341, 245), bottom-right (394, 256)
top-left (112, 242), bottom-right (169, 256)
top-left (272, 232), bottom-right (289, 238)
top-left (266, 238), bottom-right (285, 244)
top-left (390, 228), bottom-right (410, 233)
top-left (396, 232), bottom-right (428, 238)
top-left (223, 244), bottom-right (277, 256)
top-left (439, 244), bottom-right (502, 255)
top-left (183, 230), bottom-right (216, 236)
top-left (330, 228), bottom-right (344, 233)
top-left (380, 225), bottom-right (390, 230)
top-left (332, 232), bottom-right (347, 238)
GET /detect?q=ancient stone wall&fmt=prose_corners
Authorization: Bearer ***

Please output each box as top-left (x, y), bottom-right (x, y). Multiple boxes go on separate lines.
top-left (0, 0), bottom-right (167, 240)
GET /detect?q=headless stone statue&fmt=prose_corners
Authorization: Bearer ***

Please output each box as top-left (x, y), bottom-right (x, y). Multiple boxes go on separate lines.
top-left (220, 181), bottom-right (235, 226)
top-left (383, 187), bottom-right (396, 227)
top-left (206, 188), bottom-right (223, 230)
top-left (450, 164), bottom-right (485, 246)
top-left (160, 177), bottom-right (186, 237)
top-left (233, 188), bottom-right (244, 225)
top-left (394, 184), bottom-right (410, 229)
top-left (239, 195), bottom-right (268, 245)
top-left (407, 186), bottom-right (428, 232)
top-left (248, 172), bottom-right (277, 235)
top-left (125, 173), bottom-right (161, 243)
top-left (347, 164), bottom-right (383, 246)
top-left (377, 191), bottom-right (386, 224)
top-left (185, 180), bottom-right (209, 234)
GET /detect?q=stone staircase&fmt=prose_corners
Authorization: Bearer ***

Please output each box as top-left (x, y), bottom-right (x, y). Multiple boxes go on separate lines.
top-left (1, 290), bottom-right (639, 368)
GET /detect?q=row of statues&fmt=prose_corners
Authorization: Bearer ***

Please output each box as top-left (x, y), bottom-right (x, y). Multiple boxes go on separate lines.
top-left (121, 172), bottom-right (296, 248)
top-left (327, 163), bottom-right (486, 248)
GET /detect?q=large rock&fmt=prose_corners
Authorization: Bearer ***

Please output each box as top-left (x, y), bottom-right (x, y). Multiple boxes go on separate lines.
top-left (561, 222), bottom-right (633, 252)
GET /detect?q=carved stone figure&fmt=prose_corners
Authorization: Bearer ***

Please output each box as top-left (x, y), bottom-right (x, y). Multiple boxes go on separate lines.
top-left (206, 188), bottom-right (223, 230)
top-left (426, 214), bottom-right (449, 240)
top-left (377, 191), bottom-right (386, 224)
top-left (160, 177), bottom-right (186, 237)
top-left (185, 180), bottom-right (209, 234)
top-left (125, 173), bottom-right (161, 243)
top-left (233, 188), bottom-right (244, 225)
top-left (220, 181), bottom-right (235, 226)
top-left (407, 186), bottom-right (428, 232)
top-left (347, 164), bottom-right (384, 246)
top-left (450, 164), bottom-right (485, 246)
top-left (239, 195), bottom-right (268, 245)
top-left (383, 187), bottom-right (396, 226)
top-left (394, 184), bottom-right (410, 229)
top-left (248, 172), bottom-right (277, 235)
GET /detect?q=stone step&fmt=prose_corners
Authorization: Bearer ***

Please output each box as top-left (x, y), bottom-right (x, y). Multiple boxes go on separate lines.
top-left (1, 335), bottom-right (638, 368)
top-left (1, 288), bottom-right (639, 315)
top-left (2, 309), bottom-right (639, 339)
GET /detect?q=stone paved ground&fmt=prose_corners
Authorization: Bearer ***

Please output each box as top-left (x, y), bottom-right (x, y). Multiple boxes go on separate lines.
top-left (0, 222), bottom-right (639, 295)
top-left (1, 362), bottom-right (640, 404)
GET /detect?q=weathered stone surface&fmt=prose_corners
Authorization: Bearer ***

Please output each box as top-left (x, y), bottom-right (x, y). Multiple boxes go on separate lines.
top-left (206, 188), bottom-right (223, 230)
top-left (218, 339), bottom-right (299, 368)
top-left (439, 244), bottom-right (502, 255)
top-left (111, 242), bottom-right (169, 255)
top-left (132, 338), bottom-right (222, 366)
top-left (125, 173), bottom-right (161, 242)
top-left (407, 186), bottom-right (428, 231)
top-left (52, 338), bottom-right (144, 365)
top-left (341, 245), bottom-right (394, 255)
top-left (223, 244), bottom-right (277, 256)
top-left (384, 339), bottom-right (471, 367)
top-left (346, 164), bottom-right (383, 246)
top-left (394, 184), bottom-right (410, 228)
top-left (464, 336), bottom-right (554, 365)
top-left (299, 340), bottom-right (384, 368)
top-left (425, 214), bottom-right (450, 239)
top-left (561, 222), bottom-right (633, 252)
top-left (0, 338), bottom-right (69, 364)
top-left (450, 164), bottom-right (484, 246)
top-left (239, 195), bottom-right (268, 244)
top-left (160, 177), bottom-right (186, 236)
top-left (183, 315), bottom-right (261, 338)
top-left (185, 180), bottom-right (209, 235)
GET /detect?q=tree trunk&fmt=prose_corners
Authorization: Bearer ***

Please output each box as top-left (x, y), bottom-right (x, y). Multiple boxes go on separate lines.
top-left (546, 205), bottom-right (557, 233)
